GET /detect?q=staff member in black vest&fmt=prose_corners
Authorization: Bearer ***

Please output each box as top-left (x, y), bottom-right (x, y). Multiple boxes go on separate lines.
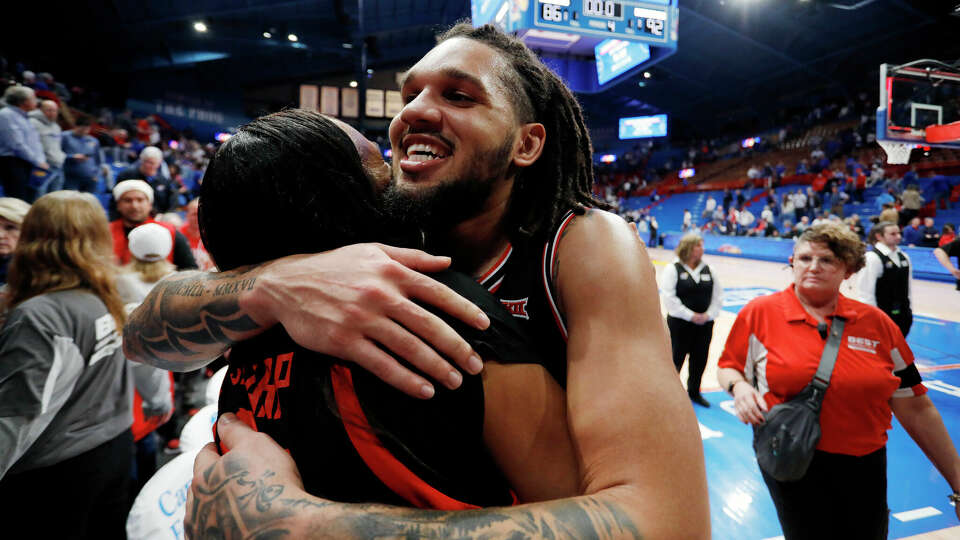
top-left (660, 233), bottom-right (723, 407)
top-left (859, 221), bottom-right (913, 337)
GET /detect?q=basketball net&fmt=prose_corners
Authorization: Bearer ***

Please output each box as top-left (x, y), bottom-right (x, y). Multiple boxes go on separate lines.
top-left (878, 140), bottom-right (913, 165)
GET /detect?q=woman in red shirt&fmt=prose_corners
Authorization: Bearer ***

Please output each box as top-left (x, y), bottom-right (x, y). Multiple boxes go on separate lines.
top-left (717, 222), bottom-right (960, 539)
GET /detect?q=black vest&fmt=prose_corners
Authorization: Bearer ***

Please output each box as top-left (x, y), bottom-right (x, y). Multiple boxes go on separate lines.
top-left (673, 262), bottom-right (714, 314)
top-left (874, 249), bottom-right (910, 314)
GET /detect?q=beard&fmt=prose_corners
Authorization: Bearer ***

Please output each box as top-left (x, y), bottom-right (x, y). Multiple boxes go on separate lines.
top-left (380, 137), bottom-right (514, 234)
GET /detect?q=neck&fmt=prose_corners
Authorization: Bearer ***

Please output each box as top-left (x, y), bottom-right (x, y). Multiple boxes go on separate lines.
top-left (794, 286), bottom-right (838, 323)
top-left (122, 217), bottom-right (148, 229)
top-left (427, 178), bottom-right (513, 276)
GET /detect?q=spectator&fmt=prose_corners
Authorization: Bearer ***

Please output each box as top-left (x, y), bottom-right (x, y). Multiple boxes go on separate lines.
top-left (736, 189), bottom-right (745, 208)
top-left (116, 146), bottom-right (178, 213)
top-left (702, 195), bottom-right (717, 220)
top-left (682, 208), bottom-right (692, 231)
top-left (792, 188), bottom-right (808, 222)
top-left (774, 162), bottom-right (786, 181)
top-left (796, 159), bottom-right (809, 175)
top-left (28, 100), bottom-right (65, 198)
top-left (746, 165), bottom-right (760, 180)
top-left (796, 215), bottom-right (811, 232)
top-left (781, 193), bottom-right (794, 219)
top-left (0, 197), bottom-right (30, 285)
top-left (760, 204), bottom-right (774, 224)
top-left (722, 188), bottom-right (733, 212)
top-left (847, 214), bottom-right (864, 239)
top-left (920, 217), bottom-right (940, 248)
top-left (61, 116), bottom-right (102, 193)
top-left (899, 184), bottom-right (924, 226)
top-left (115, 223), bottom-right (176, 493)
top-left (879, 202), bottom-right (899, 226)
top-left (737, 206), bottom-right (755, 236)
top-left (179, 198), bottom-right (215, 271)
top-left (649, 216), bottom-right (659, 247)
top-left (902, 217), bottom-right (922, 247)
top-left (38, 72), bottom-right (70, 103)
top-left (0, 191), bottom-right (134, 538)
top-left (940, 223), bottom-right (956, 247)
top-left (0, 86), bottom-right (47, 200)
top-left (109, 179), bottom-right (197, 270)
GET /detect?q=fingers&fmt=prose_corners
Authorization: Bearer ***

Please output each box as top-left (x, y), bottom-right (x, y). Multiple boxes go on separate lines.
top-left (216, 412), bottom-right (254, 448)
top-left (401, 265), bottom-right (490, 332)
top-left (367, 316), bottom-right (467, 390)
top-left (376, 244), bottom-right (453, 273)
top-left (385, 298), bottom-right (483, 376)
top-left (344, 338), bottom-right (438, 399)
top-left (193, 441), bottom-right (219, 479)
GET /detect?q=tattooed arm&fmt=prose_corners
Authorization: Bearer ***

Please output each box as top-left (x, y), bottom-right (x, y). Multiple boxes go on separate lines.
top-left (123, 243), bottom-right (491, 398)
top-left (188, 413), bottom-right (643, 540)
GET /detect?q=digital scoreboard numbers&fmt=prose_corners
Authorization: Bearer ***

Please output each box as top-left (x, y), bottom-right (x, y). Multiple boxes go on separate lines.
top-left (536, 0), bottom-right (669, 42)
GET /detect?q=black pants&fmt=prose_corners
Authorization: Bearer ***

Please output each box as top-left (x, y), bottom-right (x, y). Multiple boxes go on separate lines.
top-left (0, 429), bottom-right (134, 540)
top-left (0, 155), bottom-right (33, 200)
top-left (761, 447), bottom-right (888, 540)
top-left (667, 316), bottom-right (713, 397)
top-left (885, 308), bottom-right (913, 338)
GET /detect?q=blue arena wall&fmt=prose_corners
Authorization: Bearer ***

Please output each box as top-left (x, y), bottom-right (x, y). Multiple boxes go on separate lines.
top-left (661, 232), bottom-right (955, 283)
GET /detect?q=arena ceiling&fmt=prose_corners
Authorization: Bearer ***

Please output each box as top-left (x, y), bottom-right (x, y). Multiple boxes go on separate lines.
top-left (10, 0), bottom-right (960, 142)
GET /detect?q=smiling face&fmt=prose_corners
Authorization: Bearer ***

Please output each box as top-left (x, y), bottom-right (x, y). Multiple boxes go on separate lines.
top-left (381, 38), bottom-right (528, 231)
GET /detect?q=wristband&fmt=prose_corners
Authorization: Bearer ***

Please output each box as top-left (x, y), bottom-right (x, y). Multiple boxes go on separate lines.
top-left (949, 492), bottom-right (960, 505)
top-left (726, 379), bottom-right (742, 395)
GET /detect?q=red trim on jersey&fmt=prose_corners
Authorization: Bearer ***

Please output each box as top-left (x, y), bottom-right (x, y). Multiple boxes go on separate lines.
top-left (329, 364), bottom-right (481, 510)
top-left (541, 211), bottom-right (577, 340)
top-left (478, 244), bottom-right (513, 286)
top-left (487, 275), bottom-right (505, 293)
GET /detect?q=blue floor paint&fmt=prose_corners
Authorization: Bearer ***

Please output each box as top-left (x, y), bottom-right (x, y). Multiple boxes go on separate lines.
top-left (704, 287), bottom-right (960, 538)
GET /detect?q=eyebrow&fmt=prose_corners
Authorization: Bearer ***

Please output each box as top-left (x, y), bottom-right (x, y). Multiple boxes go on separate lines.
top-left (399, 67), bottom-right (491, 98)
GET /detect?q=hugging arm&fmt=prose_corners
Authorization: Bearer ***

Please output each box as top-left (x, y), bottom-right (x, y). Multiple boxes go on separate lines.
top-left (123, 243), bottom-right (491, 398)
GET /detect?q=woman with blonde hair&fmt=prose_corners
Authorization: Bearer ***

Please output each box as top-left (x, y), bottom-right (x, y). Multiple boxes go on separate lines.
top-left (660, 233), bottom-right (723, 407)
top-left (0, 191), bottom-right (134, 539)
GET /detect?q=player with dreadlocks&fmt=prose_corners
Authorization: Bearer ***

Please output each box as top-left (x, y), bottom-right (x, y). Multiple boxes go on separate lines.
top-left (128, 22), bottom-right (709, 540)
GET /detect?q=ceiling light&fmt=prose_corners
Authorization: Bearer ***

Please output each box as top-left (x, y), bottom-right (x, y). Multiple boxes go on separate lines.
top-left (643, 71), bottom-right (652, 79)
top-left (349, 81), bottom-right (358, 88)
top-left (263, 31), bottom-right (272, 38)
top-left (342, 42), bottom-right (353, 49)
top-left (287, 33), bottom-right (298, 42)
top-left (194, 22), bottom-right (208, 33)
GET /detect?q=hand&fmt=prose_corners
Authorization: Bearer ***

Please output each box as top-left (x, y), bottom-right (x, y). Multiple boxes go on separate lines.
top-left (144, 406), bottom-right (174, 427)
top-left (732, 381), bottom-right (768, 425)
top-left (951, 268), bottom-right (960, 280)
top-left (243, 243), bottom-right (490, 399)
top-left (187, 413), bottom-right (317, 539)
top-left (73, 154), bottom-right (87, 161)
top-left (691, 313), bottom-right (709, 325)
top-left (38, 162), bottom-right (49, 170)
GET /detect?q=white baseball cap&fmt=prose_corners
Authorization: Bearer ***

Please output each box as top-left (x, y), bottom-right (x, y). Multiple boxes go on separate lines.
top-left (128, 223), bottom-right (172, 262)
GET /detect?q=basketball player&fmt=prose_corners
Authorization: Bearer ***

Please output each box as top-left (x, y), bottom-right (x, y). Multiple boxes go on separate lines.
top-left (127, 24), bottom-right (709, 539)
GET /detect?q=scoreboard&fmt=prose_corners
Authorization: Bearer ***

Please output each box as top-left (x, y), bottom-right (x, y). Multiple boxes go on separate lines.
top-left (471, 0), bottom-right (677, 93)
top-left (536, 0), bottom-right (672, 44)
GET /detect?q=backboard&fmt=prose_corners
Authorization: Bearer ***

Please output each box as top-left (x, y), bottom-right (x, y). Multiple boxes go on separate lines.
top-left (877, 61), bottom-right (960, 161)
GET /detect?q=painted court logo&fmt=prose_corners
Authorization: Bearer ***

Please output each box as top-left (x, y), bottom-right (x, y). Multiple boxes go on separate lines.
top-left (847, 336), bottom-right (880, 354)
top-left (500, 298), bottom-right (530, 319)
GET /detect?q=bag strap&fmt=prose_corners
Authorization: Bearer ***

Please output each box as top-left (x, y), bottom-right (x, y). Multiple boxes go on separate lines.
top-left (810, 316), bottom-right (846, 393)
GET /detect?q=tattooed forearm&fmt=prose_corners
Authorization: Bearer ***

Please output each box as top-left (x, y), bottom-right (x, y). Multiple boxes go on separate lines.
top-left (122, 268), bottom-right (266, 370)
top-left (187, 462), bottom-right (643, 540)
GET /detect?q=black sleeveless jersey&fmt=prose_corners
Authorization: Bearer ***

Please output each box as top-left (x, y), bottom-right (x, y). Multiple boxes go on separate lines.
top-left (874, 248), bottom-right (911, 313)
top-left (216, 270), bottom-right (546, 510)
top-left (475, 210), bottom-right (576, 387)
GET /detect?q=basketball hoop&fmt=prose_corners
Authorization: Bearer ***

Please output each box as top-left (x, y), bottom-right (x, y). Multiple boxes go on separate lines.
top-left (878, 140), bottom-right (914, 165)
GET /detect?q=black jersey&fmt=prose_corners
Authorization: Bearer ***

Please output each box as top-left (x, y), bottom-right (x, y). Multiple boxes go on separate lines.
top-left (217, 270), bottom-right (546, 509)
top-left (476, 210), bottom-right (576, 387)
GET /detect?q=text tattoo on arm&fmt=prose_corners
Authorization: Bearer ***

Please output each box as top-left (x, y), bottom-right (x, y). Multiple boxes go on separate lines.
top-left (123, 270), bottom-right (262, 370)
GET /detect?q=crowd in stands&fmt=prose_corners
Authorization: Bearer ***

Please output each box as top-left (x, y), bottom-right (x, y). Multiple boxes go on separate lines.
top-left (0, 59), bottom-right (222, 526)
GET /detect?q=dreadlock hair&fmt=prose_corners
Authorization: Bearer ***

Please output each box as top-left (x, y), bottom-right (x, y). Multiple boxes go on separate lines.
top-left (436, 22), bottom-right (611, 242)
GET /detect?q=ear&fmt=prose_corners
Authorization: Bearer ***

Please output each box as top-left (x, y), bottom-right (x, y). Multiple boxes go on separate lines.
top-left (512, 123), bottom-right (546, 168)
